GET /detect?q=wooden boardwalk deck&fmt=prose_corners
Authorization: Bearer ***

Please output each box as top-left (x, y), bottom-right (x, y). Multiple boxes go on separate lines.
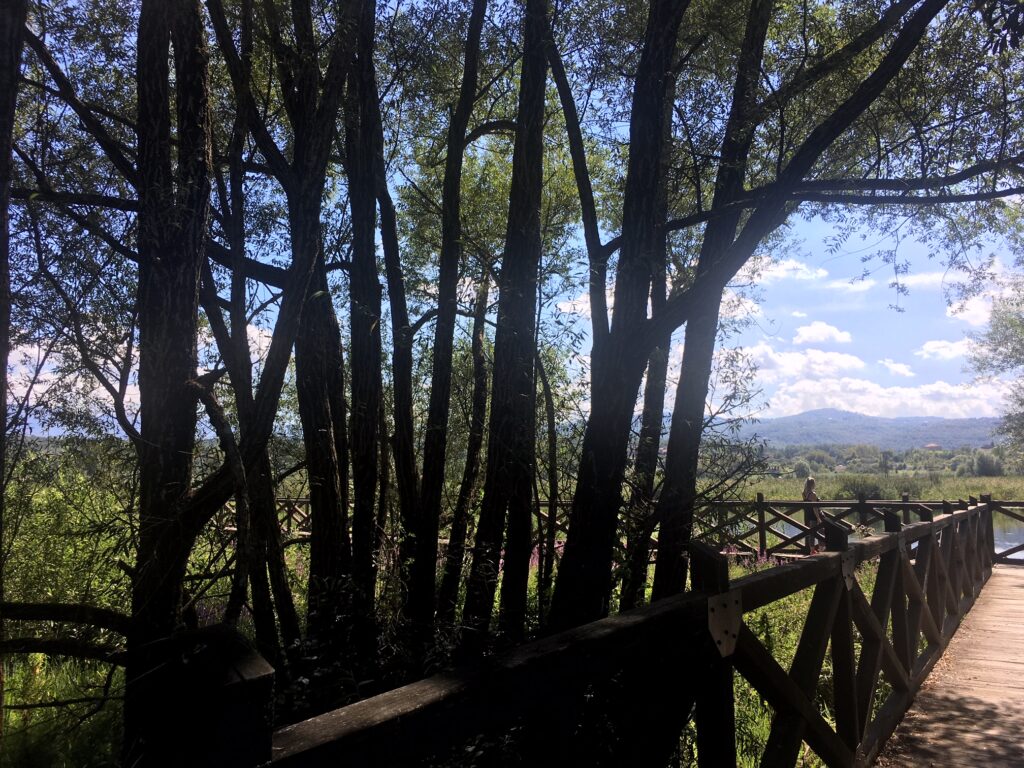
top-left (877, 564), bottom-right (1024, 767)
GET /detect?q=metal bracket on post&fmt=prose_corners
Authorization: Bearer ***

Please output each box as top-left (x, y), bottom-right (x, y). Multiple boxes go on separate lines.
top-left (841, 550), bottom-right (856, 590)
top-left (707, 589), bottom-right (741, 658)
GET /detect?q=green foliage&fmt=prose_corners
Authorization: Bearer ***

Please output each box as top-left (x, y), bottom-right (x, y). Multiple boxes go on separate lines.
top-left (974, 450), bottom-right (1004, 477)
top-left (1, 660), bottom-right (122, 768)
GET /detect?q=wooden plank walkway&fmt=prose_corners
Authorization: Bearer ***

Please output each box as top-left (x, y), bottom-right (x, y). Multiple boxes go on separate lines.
top-left (876, 564), bottom-right (1024, 767)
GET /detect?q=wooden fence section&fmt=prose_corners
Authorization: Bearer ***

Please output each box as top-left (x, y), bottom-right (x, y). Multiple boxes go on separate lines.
top-left (219, 498), bottom-right (313, 535)
top-left (692, 494), bottom-right (1024, 565)
top-left (269, 498), bottom-right (999, 768)
top-left (989, 500), bottom-right (1024, 564)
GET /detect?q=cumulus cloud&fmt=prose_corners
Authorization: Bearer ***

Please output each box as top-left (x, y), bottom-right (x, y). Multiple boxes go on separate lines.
top-left (721, 290), bottom-right (763, 320)
top-left (791, 310), bottom-right (808, 318)
top-left (760, 259), bottom-right (828, 283)
top-left (895, 271), bottom-right (945, 289)
top-left (792, 321), bottom-right (852, 345)
top-left (914, 339), bottom-right (971, 360)
top-left (556, 292), bottom-right (592, 317)
top-left (746, 342), bottom-right (865, 383)
top-left (556, 286), bottom-right (617, 319)
top-left (826, 278), bottom-right (876, 293)
top-left (878, 358), bottom-right (915, 377)
top-left (946, 294), bottom-right (992, 327)
top-left (768, 377), bottom-right (1007, 418)
top-left (247, 324), bottom-right (274, 361)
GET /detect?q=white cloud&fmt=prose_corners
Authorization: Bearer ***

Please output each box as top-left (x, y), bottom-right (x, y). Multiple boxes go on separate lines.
top-left (721, 290), bottom-right (763, 320)
top-left (879, 358), bottom-right (915, 377)
top-left (915, 339), bottom-right (971, 360)
top-left (246, 324), bottom-right (274, 361)
top-left (556, 285), bottom-right (617, 319)
top-left (556, 292), bottom-right (592, 317)
top-left (769, 377), bottom-right (1007, 418)
top-left (761, 259), bottom-right (828, 283)
top-left (895, 271), bottom-right (945, 289)
top-left (791, 310), bottom-right (808, 318)
top-left (792, 321), bottom-right (852, 345)
top-left (746, 342), bottom-right (865, 383)
top-left (946, 294), bottom-right (992, 327)
top-left (826, 278), bottom-right (876, 293)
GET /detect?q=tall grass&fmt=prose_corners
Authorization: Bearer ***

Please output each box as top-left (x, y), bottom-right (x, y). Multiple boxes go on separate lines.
top-left (1, 658), bottom-right (122, 768)
top-left (749, 472), bottom-right (1024, 502)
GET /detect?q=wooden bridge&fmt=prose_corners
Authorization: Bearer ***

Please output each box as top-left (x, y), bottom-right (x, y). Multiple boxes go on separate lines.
top-left (215, 495), bottom-right (1017, 768)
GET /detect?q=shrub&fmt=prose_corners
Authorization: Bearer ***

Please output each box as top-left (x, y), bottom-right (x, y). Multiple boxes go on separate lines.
top-left (974, 451), bottom-right (1004, 477)
top-left (836, 475), bottom-right (888, 500)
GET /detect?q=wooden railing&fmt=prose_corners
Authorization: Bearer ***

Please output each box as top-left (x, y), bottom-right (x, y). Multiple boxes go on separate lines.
top-left (218, 497), bottom-right (313, 535)
top-left (263, 497), bottom-right (1003, 768)
top-left (692, 494), bottom-right (1024, 566)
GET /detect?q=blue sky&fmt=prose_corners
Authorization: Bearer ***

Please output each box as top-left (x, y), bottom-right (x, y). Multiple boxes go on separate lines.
top-left (725, 216), bottom-right (1009, 419)
top-left (554, 214), bottom-right (1013, 421)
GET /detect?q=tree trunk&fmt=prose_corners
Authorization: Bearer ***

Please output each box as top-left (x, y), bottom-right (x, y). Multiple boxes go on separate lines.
top-left (651, 0), bottom-right (774, 600)
top-left (535, 352), bottom-right (559, 625)
top-left (0, 0), bottom-right (27, 747)
top-left (437, 274), bottom-right (490, 627)
top-left (125, 0), bottom-right (211, 762)
top-left (619, 74), bottom-right (674, 611)
top-left (461, 0), bottom-right (548, 647)
top-left (410, 0), bottom-right (489, 640)
top-left (619, 337), bottom-right (669, 611)
top-left (295, 257), bottom-right (352, 651)
top-left (650, 294), bottom-right (721, 599)
top-left (548, 0), bottom-right (688, 632)
top-left (345, 0), bottom-right (384, 671)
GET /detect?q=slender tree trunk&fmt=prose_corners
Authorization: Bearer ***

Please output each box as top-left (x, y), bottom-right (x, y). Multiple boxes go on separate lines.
top-left (535, 353), bottom-right (559, 625)
top-left (650, 294), bottom-right (721, 598)
top-left (295, 256), bottom-right (352, 649)
top-left (0, 0), bottom-right (27, 747)
top-left (125, 0), bottom-right (211, 761)
top-left (548, 0), bottom-right (688, 632)
top-left (619, 73), bottom-right (674, 611)
top-left (437, 274), bottom-right (490, 626)
top-left (410, 0), bottom-right (489, 641)
top-left (462, 0), bottom-right (548, 647)
top-left (619, 338), bottom-right (669, 611)
top-left (345, 0), bottom-right (384, 669)
top-left (651, 0), bottom-right (774, 600)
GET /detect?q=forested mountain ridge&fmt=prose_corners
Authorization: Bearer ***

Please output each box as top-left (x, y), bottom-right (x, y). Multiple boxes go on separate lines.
top-left (742, 408), bottom-right (1000, 449)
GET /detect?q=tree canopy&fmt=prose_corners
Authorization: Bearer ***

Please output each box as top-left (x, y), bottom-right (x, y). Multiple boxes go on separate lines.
top-left (2, 0), bottom-right (1024, 761)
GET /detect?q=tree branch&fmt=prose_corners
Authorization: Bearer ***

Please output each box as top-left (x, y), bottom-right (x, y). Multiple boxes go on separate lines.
top-left (23, 29), bottom-right (138, 186)
top-left (9, 187), bottom-right (138, 211)
top-left (1, 602), bottom-right (132, 635)
top-left (463, 118), bottom-right (517, 147)
top-left (0, 637), bottom-right (127, 665)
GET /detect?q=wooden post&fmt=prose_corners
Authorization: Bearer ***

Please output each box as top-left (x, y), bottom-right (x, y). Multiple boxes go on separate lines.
top-left (827, 530), bottom-right (860, 751)
top-left (980, 494), bottom-right (994, 575)
top-left (690, 542), bottom-right (736, 768)
top-left (757, 493), bottom-right (767, 557)
top-left (133, 625), bottom-right (275, 768)
top-left (858, 493), bottom-right (869, 526)
top-left (824, 519), bottom-right (849, 553)
top-left (883, 509), bottom-right (901, 533)
top-left (901, 493), bottom-right (910, 524)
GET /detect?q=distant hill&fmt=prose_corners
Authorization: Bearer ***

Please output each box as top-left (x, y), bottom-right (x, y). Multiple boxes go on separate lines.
top-left (740, 408), bottom-right (1000, 450)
